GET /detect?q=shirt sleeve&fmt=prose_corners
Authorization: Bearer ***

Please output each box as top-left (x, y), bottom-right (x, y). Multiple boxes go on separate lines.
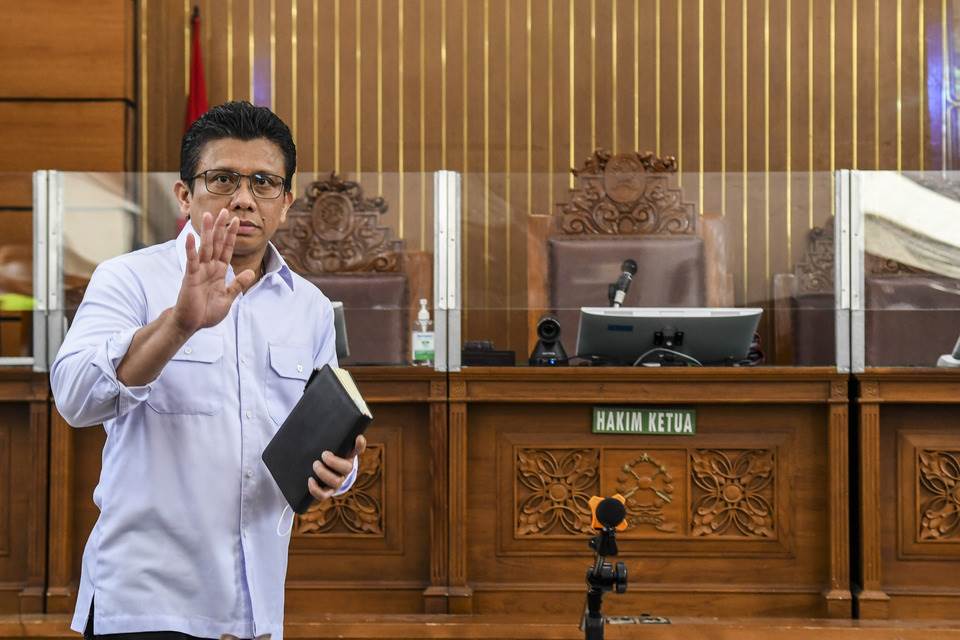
top-left (333, 455), bottom-right (359, 496)
top-left (50, 260), bottom-right (151, 427)
top-left (312, 295), bottom-right (338, 369)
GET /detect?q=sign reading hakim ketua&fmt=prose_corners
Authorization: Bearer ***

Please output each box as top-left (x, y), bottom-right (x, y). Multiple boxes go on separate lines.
top-left (592, 407), bottom-right (696, 435)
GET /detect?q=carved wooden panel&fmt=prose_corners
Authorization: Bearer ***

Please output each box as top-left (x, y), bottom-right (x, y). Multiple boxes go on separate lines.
top-left (897, 432), bottom-right (960, 559)
top-left (794, 219), bottom-right (835, 294)
top-left (296, 445), bottom-right (384, 537)
top-left (917, 449), bottom-right (960, 542)
top-left (690, 449), bottom-right (775, 539)
top-left (290, 426), bottom-right (403, 555)
top-left (504, 437), bottom-right (788, 555)
top-left (515, 448), bottom-right (600, 536)
top-left (555, 150), bottom-right (696, 236)
top-left (613, 450), bottom-right (682, 535)
top-left (274, 173), bottom-right (403, 274)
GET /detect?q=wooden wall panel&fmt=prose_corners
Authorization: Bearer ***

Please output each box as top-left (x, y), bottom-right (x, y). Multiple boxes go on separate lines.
top-left (0, 103), bottom-right (133, 209)
top-left (449, 367), bottom-right (849, 618)
top-left (142, 0), bottom-right (951, 356)
top-left (0, 0), bottom-right (134, 99)
top-left (856, 371), bottom-right (960, 620)
top-left (0, 372), bottom-right (49, 615)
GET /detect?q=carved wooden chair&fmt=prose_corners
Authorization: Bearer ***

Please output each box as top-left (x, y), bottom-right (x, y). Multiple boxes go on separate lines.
top-left (273, 174), bottom-right (431, 365)
top-left (773, 218), bottom-right (960, 366)
top-left (526, 150), bottom-right (734, 357)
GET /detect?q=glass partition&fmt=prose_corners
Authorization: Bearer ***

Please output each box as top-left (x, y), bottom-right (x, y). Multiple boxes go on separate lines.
top-left (0, 173), bottom-right (36, 363)
top-left (855, 170), bottom-right (960, 368)
top-left (38, 171), bottom-right (439, 370)
top-left (454, 164), bottom-right (843, 368)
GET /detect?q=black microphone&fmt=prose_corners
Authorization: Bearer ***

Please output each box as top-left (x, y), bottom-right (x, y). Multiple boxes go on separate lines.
top-left (594, 497), bottom-right (627, 530)
top-left (610, 259), bottom-right (638, 308)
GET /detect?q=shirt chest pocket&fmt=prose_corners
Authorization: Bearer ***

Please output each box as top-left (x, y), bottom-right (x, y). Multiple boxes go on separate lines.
top-left (265, 343), bottom-right (313, 426)
top-left (145, 332), bottom-right (225, 415)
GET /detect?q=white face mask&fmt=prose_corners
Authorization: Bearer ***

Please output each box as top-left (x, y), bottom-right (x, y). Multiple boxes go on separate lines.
top-left (276, 504), bottom-right (294, 537)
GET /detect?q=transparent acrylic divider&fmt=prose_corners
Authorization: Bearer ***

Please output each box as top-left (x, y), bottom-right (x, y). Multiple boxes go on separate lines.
top-left (31, 170), bottom-right (445, 370)
top-left (0, 172), bottom-right (37, 364)
top-left (453, 169), bottom-right (846, 368)
top-left (853, 170), bottom-right (960, 368)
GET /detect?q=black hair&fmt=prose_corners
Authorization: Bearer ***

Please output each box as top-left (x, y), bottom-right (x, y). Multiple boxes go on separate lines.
top-left (179, 101), bottom-right (297, 192)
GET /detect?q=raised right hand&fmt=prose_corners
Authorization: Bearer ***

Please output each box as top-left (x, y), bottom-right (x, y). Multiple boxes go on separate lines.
top-left (171, 210), bottom-right (256, 336)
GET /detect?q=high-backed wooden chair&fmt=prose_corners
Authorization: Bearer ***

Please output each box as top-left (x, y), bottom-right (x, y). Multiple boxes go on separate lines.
top-left (526, 150), bottom-right (734, 357)
top-left (773, 218), bottom-right (960, 366)
top-left (273, 174), bottom-right (431, 365)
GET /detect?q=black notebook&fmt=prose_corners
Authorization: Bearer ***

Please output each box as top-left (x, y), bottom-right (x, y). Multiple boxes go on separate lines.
top-left (262, 364), bottom-right (373, 514)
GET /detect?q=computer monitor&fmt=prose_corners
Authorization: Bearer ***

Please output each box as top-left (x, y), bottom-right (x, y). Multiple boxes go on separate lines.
top-left (332, 301), bottom-right (350, 360)
top-left (575, 307), bottom-right (763, 366)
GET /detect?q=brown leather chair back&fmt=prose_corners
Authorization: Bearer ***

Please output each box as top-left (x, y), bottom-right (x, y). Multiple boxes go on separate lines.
top-left (544, 150), bottom-right (703, 357)
top-left (273, 174), bottom-right (409, 365)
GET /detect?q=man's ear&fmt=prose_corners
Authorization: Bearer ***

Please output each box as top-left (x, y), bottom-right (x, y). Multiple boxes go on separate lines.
top-left (279, 190), bottom-right (294, 225)
top-left (173, 181), bottom-right (193, 218)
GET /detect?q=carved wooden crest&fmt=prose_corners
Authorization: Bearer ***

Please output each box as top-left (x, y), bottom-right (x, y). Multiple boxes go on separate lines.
top-left (793, 218), bottom-right (926, 294)
top-left (794, 218), bottom-right (836, 294)
top-left (556, 149), bottom-right (695, 236)
top-left (273, 173), bottom-right (403, 274)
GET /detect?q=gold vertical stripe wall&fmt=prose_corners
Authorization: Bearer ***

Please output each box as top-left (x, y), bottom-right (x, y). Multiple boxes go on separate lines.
top-left (144, 0), bottom-right (945, 351)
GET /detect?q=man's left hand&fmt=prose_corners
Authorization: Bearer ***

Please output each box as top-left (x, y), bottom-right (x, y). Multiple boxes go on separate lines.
top-left (308, 435), bottom-right (366, 502)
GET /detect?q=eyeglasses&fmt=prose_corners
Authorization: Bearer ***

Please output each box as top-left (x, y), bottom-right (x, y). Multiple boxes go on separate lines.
top-left (191, 169), bottom-right (287, 199)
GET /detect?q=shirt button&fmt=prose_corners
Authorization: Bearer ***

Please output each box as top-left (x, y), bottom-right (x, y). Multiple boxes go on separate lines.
top-left (184, 347), bottom-right (193, 355)
top-left (240, 356), bottom-right (247, 364)
top-left (245, 410), bottom-right (252, 419)
top-left (245, 470), bottom-right (253, 478)
top-left (297, 364), bottom-right (303, 373)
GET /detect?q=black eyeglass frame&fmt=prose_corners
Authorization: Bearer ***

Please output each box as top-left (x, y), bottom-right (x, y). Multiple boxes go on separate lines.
top-left (189, 169), bottom-right (289, 199)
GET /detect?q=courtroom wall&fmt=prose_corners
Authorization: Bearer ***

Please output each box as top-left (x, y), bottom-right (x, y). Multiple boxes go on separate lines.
top-left (143, 0), bottom-right (954, 353)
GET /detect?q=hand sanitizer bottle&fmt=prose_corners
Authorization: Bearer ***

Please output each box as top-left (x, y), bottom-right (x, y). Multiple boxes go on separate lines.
top-left (412, 298), bottom-right (435, 366)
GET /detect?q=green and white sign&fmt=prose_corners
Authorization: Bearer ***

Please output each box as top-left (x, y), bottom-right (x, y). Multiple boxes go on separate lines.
top-left (592, 407), bottom-right (696, 435)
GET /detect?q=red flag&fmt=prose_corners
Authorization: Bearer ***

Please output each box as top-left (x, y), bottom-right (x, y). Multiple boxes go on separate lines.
top-left (184, 6), bottom-right (208, 131)
top-left (180, 7), bottom-right (208, 233)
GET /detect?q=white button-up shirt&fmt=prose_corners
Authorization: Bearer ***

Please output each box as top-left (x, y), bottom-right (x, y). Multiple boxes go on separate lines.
top-left (51, 223), bottom-right (357, 640)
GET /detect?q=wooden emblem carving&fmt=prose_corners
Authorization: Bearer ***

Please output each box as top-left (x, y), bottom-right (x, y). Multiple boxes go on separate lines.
top-left (794, 217), bottom-right (928, 294)
top-left (516, 448), bottom-right (600, 536)
top-left (690, 449), bottom-right (775, 538)
top-left (794, 218), bottom-right (835, 294)
top-left (918, 449), bottom-right (960, 541)
top-left (295, 445), bottom-right (384, 536)
top-left (864, 254), bottom-right (927, 276)
top-left (273, 173), bottom-right (403, 274)
top-left (557, 149), bottom-right (695, 236)
top-left (615, 452), bottom-right (678, 533)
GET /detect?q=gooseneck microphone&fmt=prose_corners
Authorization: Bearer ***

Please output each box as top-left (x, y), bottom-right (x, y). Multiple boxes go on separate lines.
top-left (609, 259), bottom-right (638, 308)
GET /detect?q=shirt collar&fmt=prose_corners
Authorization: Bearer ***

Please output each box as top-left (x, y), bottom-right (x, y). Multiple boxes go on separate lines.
top-left (175, 219), bottom-right (295, 292)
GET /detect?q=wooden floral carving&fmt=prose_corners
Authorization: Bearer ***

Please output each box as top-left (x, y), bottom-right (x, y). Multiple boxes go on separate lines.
top-left (690, 449), bottom-right (775, 538)
top-left (516, 448), bottom-right (600, 536)
top-left (295, 445), bottom-right (383, 536)
top-left (557, 149), bottom-right (695, 236)
top-left (918, 450), bottom-right (960, 541)
top-left (273, 173), bottom-right (403, 274)
top-left (615, 451), bottom-right (678, 533)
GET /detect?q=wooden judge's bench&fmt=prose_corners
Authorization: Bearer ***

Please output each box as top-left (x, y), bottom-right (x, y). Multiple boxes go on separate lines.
top-left (5, 161), bottom-right (960, 640)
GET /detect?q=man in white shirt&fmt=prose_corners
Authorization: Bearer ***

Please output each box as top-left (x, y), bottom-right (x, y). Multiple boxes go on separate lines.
top-left (51, 101), bottom-right (365, 640)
